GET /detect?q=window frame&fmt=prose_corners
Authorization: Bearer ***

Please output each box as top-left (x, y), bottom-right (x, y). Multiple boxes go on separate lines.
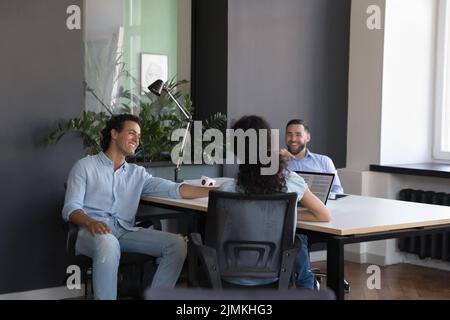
top-left (434, 0), bottom-right (450, 161)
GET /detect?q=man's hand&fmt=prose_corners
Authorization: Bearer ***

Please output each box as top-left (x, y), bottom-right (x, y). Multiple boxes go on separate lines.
top-left (86, 220), bottom-right (112, 236)
top-left (279, 148), bottom-right (295, 160)
top-left (68, 209), bottom-right (111, 236)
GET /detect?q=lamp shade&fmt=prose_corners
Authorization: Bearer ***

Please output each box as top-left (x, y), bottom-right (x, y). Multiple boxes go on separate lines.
top-left (148, 79), bottom-right (165, 96)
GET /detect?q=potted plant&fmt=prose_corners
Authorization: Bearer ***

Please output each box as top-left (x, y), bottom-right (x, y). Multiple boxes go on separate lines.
top-left (46, 76), bottom-right (226, 180)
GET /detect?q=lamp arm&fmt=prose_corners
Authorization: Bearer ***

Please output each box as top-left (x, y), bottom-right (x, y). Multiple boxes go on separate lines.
top-left (166, 89), bottom-right (192, 121)
top-left (176, 120), bottom-right (192, 168)
top-left (163, 86), bottom-right (193, 182)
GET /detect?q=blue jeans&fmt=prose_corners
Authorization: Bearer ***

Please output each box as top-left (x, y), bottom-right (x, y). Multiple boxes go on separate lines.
top-left (295, 234), bottom-right (315, 288)
top-left (76, 218), bottom-right (187, 300)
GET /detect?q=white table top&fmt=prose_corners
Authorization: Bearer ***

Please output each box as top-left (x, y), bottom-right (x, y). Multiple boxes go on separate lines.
top-left (140, 194), bottom-right (450, 236)
top-left (299, 195), bottom-right (450, 235)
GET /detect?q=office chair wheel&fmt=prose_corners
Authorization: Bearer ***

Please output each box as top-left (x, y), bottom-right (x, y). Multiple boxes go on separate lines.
top-left (314, 279), bottom-right (320, 291)
top-left (344, 280), bottom-right (350, 293)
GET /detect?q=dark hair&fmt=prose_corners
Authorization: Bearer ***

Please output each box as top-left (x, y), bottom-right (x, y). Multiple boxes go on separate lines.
top-left (100, 114), bottom-right (140, 152)
top-left (286, 119), bottom-right (310, 133)
top-left (231, 115), bottom-right (287, 195)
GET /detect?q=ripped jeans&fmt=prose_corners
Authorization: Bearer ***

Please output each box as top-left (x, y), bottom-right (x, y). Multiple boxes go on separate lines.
top-left (75, 218), bottom-right (187, 300)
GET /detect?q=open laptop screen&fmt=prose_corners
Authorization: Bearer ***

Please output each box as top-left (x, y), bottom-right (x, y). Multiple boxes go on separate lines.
top-left (294, 171), bottom-right (335, 205)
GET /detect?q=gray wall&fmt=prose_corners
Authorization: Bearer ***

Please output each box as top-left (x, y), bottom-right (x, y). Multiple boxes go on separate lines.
top-left (227, 0), bottom-right (350, 169)
top-left (0, 0), bottom-right (84, 294)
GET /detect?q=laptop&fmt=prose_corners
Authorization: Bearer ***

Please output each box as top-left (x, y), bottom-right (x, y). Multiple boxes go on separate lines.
top-left (294, 171), bottom-right (335, 206)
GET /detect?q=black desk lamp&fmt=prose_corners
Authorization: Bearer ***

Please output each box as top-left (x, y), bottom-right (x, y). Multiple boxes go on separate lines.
top-left (148, 79), bottom-right (193, 182)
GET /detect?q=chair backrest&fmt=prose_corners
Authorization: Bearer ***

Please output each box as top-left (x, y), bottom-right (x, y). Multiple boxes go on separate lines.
top-left (204, 190), bottom-right (297, 283)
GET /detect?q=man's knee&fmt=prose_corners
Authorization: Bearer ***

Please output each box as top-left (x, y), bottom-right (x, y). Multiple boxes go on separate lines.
top-left (166, 234), bottom-right (187, 259)
top-left (94, 234), bottom-right (121, 264)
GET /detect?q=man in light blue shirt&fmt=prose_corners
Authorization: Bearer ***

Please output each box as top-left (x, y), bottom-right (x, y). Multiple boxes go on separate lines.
top-left (281, 119), bottom-right (344, 194)
top-left (63, 114), bottom-right (212, 300)
top-left (281, 119), bottom-right (344, 290)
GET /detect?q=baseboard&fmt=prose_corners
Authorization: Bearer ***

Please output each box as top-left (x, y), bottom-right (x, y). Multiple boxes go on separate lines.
top-left (345, 251), bottom-right (387, 266)
top-left (0, 285), bottom-right (85, 300)
top-left (344, 250), bottom-right (364, 264)
top-left (401, 253), bottom-right (450, 272)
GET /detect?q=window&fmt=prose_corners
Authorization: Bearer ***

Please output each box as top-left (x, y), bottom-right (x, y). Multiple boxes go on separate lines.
top-left (434, 0), bottom-right (450, 160)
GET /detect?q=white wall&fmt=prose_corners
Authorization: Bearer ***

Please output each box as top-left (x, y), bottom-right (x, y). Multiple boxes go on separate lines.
top-left (342, 0), bottom-right (450, 270)
top-left (346, 0), bottom-right (385, 171)
top-left (380, 0), bottom-right (437, 164)
top-left (346, 0), bottom-right (437, 171)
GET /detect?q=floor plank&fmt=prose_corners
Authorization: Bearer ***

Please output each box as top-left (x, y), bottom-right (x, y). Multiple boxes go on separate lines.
top-left (311, 261), bottom-right (450, 300)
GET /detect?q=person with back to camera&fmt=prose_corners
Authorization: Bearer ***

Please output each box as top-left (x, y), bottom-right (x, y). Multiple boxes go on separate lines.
top-left (219, 115), bottom-right (331, 288)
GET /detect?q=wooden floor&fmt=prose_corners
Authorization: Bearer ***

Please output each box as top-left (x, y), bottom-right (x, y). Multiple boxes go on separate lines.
top-left (311, 261), bottom-right (450, 300)
top-left (71, 262), bottom-right (450, 300)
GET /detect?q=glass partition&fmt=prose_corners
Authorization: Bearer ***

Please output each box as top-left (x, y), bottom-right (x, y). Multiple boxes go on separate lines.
top-left (83, 0), bottom-right (190, 114)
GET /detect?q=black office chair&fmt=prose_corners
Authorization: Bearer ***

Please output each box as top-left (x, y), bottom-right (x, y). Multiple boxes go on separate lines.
top-left (65, 217), bottom-right (159, 299)
top-left (189, 191), bottom-right (300, 289)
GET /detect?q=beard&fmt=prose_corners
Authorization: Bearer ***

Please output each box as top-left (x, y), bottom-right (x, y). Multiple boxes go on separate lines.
top-left (118, 143), bottom-right (137, 157)
top-left (287, 143), bottom-right (305, 156)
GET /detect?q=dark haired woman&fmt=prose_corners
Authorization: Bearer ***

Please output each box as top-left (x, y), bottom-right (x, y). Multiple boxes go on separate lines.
top-left (220, 115), bottom-right (331, 288)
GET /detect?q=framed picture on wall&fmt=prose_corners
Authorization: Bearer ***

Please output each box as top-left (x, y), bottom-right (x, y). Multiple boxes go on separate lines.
top-left (141, 53), bottom-right (168, 91)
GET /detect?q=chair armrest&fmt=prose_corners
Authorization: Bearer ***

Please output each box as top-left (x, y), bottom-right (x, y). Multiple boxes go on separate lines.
top-left (135, 215), bottom-right (162, 230)
top-left (278, 236), bottom-right (302, 288)
top-left (66, 222), bottom-right (79, 256)
top-left (136, 211), bottom-right (190, 231)
top-left (188, 233), bottom-right (222, 289)
top-left (189, 232), bottom-right (203, 247)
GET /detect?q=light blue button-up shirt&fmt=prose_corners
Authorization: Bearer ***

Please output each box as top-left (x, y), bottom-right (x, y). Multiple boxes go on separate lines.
top-left (287, 149), bottom-right (344, 194)
top-left (62, 152), bottom-right (182, 230)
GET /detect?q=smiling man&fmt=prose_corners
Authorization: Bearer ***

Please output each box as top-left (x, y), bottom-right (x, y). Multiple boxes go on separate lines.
top-left (62, 114), bottom-right (212, 300)
top-left (281, 119), bottom-right (343, 194)
top-left (280, 118), bottom-right (343, 289)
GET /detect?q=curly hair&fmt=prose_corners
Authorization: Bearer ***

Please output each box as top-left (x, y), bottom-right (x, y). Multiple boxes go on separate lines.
top-left (232, 115), bottom-right (287, 195)
top-left (100, 114), bottom-right (140, 152)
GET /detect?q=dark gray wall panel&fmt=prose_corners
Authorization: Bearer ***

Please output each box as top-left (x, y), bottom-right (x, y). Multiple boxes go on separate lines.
top-left (227, 0), bottom-right (350, 168)
top-left (192, 0), bottom-right (228, 121)
top-left (0, 0), bottom-right (84, 294)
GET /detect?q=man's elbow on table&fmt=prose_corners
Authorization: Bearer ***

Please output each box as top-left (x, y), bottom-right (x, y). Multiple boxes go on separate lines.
top-left (179, 184), bottom-right (217, 199)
